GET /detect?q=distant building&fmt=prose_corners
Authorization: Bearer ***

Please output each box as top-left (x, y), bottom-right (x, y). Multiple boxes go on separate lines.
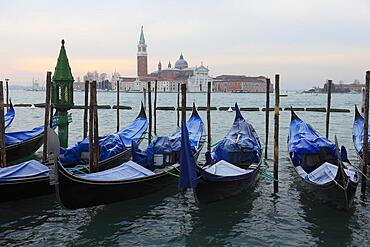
top-left (31, 78), bottom-right (45, 91)
top-left (325, 81), bottom-right (364, 93)
top-left (213, 75), bottom-right (271, 93)
top-left (305, 80), bottom-right (364, 93)
top-left (73, 77), bottom-right (85, 91)
top-left (188, 64), bottom-right (213, 92)
top-left (118, 26), bottom-right (213, 92)
top-left (83, 71), bottom-right (112, 90)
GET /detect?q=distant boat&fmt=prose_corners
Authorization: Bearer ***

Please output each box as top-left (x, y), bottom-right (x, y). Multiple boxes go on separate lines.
top-left (280, 91), bottom-right (288, 97)
top-left (227, 107), bottom-right (233, 112)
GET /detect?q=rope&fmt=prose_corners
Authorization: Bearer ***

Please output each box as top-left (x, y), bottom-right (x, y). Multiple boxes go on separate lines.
top-left (210, 141), bottom-right (220, 147)
top-left (350, 165), bottom-right (370, 181)
top-left (163, 169), bottom-right (180, 177)
top-left (258, 167), bottom-right (279, 182)
top-left (66, 165), bottom-right (88, 174)
top-left (333, 179), bottom-right (348, 192)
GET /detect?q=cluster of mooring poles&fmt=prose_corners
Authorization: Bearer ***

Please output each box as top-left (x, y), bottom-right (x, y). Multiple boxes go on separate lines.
top-left (0, 62), bottom-right (369, 197)
top-left (80, 80), bottom-right (101, 173)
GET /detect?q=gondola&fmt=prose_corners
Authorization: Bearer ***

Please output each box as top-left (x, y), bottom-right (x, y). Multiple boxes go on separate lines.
top-left (55, 104), bottom-right (205, 209)
top-left (60, 103), bottom-right (148, 172)
top-left (0, 159), bottom-right (53, 202)
top-left (5, 124), bottom-right (48, 164)
top-left (288, 110), bottom-right (358, 209)
top-left (353, 105), bottom-right (369, 165)
top-left (0, 106), bottom-right (148, 203)
top-left (4, 100), bottom-right (15, 129)
top-left (179, 103), bottom-right (262, 203)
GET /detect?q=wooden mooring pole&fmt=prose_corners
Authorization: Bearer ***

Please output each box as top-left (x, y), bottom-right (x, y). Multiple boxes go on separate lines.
top-left (5, 79), bottom-right (9, 111)
top-left (207, 80), bottom-right (212, 152)
top-left (89, 81), bottom-right (95, 172)
top-left (362, 87), bottom-right (366, 113)
top-left (42, 72), bottom-right (52, 163)
top-left (0, 81), bottom-right (6, 168)
top-left (325, 80), bottom-right (332, 139)
top-left (273, 74), bottom-right (280, 193)
top-left (143, 87), bottom-right (147, 110)
top-left (181, 83), bottom-right (187, 123)
top-left (361, 71), bottom-right (370, 194)
top-left (177, 83), bottom-right (180, 127)
top-left (83, 80), bottom-right (89, 139)
top-left (147, 81), bottom-right (152, 144)
top-left (265, 78), bottom-right (270, 159)
top-left (154, 80), bottom-right (158, 136)
top-left (92, 81), bottom-right (99, 172)
top-left (116, 80), bottom-right (120, 132)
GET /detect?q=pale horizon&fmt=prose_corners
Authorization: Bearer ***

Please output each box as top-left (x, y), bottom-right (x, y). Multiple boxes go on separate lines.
top-left (1, 0), bottom-right (370, 90)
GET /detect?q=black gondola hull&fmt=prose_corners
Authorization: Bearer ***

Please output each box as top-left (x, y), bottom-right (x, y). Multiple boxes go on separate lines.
top-left (56, 164), bottom-right (179, 209)
top-left (297, 176), bottom-right (358, 210)
top-left (57, 139), bottom-right (205, 209)
top-left (0, 147), bottom-right (135, 203)
top-left (0, 177), bottom-right (53, 202)
top-left (195, 167), bottom-right (260, 204)
top-left (5, 133), bottom-right (44, 165)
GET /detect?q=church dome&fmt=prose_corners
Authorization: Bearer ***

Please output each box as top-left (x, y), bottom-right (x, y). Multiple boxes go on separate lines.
top-left (175, 53), bottom-right (188, 69)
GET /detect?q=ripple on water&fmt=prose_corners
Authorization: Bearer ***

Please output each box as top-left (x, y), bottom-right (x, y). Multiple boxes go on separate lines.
top-left (0, 91), bottom-right (369, 246)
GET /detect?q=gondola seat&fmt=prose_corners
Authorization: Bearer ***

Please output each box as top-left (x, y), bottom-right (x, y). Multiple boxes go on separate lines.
top-left (304, 162), bottom-right (357, 185)
top-left (301, 148), bottom-right (338, 173)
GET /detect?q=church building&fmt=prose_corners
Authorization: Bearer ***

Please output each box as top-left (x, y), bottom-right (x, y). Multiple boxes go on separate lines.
top-left (113, 27), bottom-right (213, 92)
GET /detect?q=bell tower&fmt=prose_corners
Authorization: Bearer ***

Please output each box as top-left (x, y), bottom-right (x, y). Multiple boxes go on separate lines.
top-left (137, 26), bottom-right (148, 77)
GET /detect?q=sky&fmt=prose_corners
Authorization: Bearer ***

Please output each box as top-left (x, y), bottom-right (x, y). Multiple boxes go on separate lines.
top-left (0, 0), bottom-right (370, 90)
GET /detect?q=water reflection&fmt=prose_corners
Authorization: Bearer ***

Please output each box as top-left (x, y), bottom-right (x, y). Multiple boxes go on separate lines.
top-left (68, 186), bottom-right (178, 246)
top-left (298, 186), bottom-right (355, 246)
top-left (184, 188), bottom-right (259, 246)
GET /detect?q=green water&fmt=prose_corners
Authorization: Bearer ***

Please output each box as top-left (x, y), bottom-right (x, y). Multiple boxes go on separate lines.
top-left (0, 90), bottom-right (369, 246)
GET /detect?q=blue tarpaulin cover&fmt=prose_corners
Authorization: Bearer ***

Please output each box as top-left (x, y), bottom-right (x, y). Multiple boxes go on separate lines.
top-left (288, 113), bottom-right (337, 168)
top-left (5, 125), bottom-right (44, 146)
top-left (353, 110), bottom-right (369, 154)
top-left (145, 109), bottom-right (204, 166)
top-left (60, 115), bottom-right (148, 165)
top-left (211, 103), bottom-right (261, 165)
top-left (4, 103), bottom-right (15, 129)
top-left (179, 123), bottom-right (198, 191)
top-left (78, 160), bottom-right (154, 181)
top-left (0, 160), bottom-right (48, 182)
